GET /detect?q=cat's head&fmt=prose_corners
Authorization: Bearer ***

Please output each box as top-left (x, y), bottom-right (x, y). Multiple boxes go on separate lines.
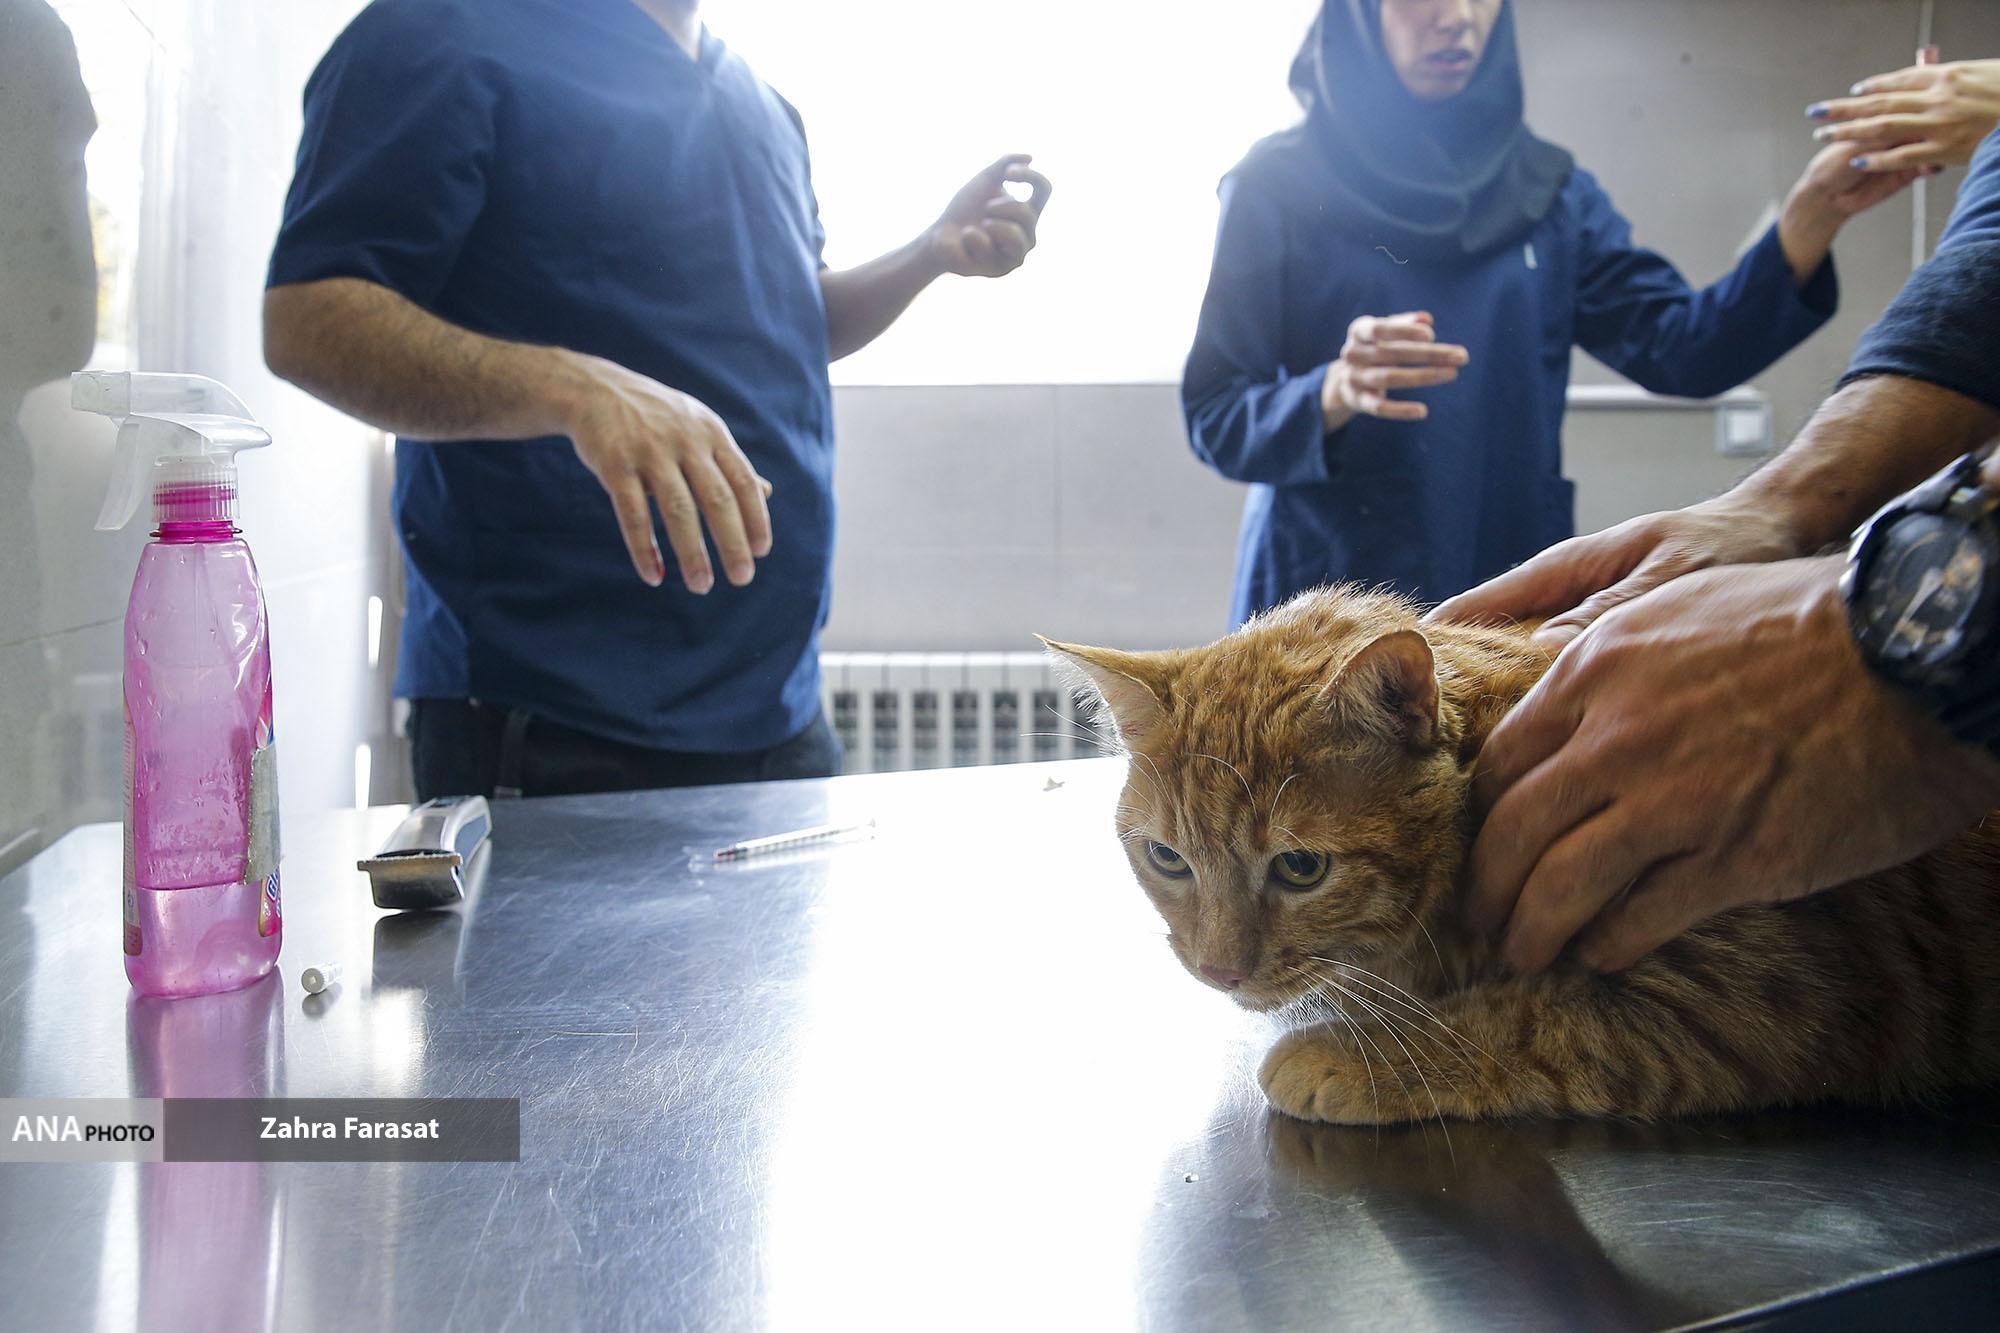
top-left (1044, 587), bottom-right (1533, 1012)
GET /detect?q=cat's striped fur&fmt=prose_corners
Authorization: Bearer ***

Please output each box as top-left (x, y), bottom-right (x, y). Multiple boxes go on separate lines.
top-left (1047, 585), bottom-right (2000, 1123)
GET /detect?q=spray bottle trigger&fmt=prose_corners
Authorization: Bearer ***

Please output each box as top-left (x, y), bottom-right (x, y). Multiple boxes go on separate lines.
top-left (94, 426), bottom-right (149, 532)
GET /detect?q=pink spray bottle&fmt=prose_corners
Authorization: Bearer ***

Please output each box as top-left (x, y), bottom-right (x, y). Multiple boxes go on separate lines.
top-left (77, 371), bottom-right (283, 997)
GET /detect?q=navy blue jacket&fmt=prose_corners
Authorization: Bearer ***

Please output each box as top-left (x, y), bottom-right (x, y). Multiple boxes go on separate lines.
top-left (1846, 127), bottom-right (2000, 410)
top-left (1183, 166), bottom-right (1837, 624)
top-left (269, 0), bottom-right (833, 752)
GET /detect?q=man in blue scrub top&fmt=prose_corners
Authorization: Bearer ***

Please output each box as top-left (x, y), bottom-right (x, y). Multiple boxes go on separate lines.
top-left (1183, 0), bottom-right (1916, 626)
top-left (264, 0), bottom-right (1050, 800)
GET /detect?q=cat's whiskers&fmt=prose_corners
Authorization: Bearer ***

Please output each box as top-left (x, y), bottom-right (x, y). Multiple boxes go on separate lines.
top-left (1318, 957), bottom-right (1497, 1065)
top-left (1283, 964), bottom-right (1383, 1128)
top-left (1306, 965), bottom-right (1481, 1082)
top-left (1191, 751), bottom-right (1254, 806)
top-left (1121, 748), bottom-right (1171, 809)
top-left (1020, 729), bottom-right (1121, 760)
top-left (1314, 974), bottom-right (1458, 1161)
top-left (1267, 820), bottom-right (1308, 853)
top-left (1264, 771), bottom-right (1302, 845)
top-left (1396, 901), bottom-right (1452, 987)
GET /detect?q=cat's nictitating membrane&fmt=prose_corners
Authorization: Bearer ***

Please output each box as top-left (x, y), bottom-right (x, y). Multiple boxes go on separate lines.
top-left (1044, 585), bottom-right (2000, 1124)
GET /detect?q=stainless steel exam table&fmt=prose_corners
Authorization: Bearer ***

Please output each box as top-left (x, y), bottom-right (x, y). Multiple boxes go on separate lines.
top-left (3, 759), bottom-right (1996, 1331)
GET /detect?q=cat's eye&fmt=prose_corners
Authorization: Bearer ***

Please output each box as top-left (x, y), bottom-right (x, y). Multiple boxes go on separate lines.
top-left (1271, 850), bottom-right (1330, 890)
top-left (1146, 842), bottom-right (1193, 877)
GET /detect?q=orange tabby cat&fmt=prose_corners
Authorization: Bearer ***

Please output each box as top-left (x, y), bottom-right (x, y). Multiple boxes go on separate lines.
top-left (1044, 586), bottom-right (2000, 1123)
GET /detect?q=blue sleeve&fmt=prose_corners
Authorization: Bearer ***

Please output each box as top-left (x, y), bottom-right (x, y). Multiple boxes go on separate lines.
top-left (1180, 178), bottom-right (1333, 487)
top-left (266, 3), bottom-right (496, 305)
top-left (1570, 171), bottom-right (1837, 399)
top-left (1841, 128), bottom-right (2000, 412)
top-left (772, 90), bottom-right (827, 270)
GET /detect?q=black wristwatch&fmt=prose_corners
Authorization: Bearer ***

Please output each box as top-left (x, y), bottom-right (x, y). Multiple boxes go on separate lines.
top-left (1841, 450), bottom-right (2000, 753)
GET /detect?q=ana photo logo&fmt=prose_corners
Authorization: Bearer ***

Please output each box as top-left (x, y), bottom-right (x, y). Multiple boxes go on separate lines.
top-left (11, 1112), bottom-right (156, 1144)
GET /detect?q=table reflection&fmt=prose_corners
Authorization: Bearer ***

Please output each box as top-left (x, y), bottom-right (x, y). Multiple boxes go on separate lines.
top-left (125, 972), bottom-right (284, 1333)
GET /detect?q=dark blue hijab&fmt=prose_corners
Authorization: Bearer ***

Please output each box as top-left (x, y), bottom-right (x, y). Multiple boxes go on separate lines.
top-left (1236, 0), bottom-right (1573, 260)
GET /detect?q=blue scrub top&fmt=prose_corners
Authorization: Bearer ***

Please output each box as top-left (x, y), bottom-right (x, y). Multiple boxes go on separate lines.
top-left (1183, 166), bottom-right (1838, 625)
top-left (1846, 128), bottom-right (2000, 412)
top-left (268, 0), bottom-right (834, 753)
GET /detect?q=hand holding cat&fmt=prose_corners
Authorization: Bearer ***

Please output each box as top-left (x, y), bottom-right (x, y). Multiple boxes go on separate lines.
top-left (1463, 555), bottom-right (2000, 975)
top-left (1321, 312), bottom-right (1470, 432)
top-left (1427, 495), bottom-right (1800, 646)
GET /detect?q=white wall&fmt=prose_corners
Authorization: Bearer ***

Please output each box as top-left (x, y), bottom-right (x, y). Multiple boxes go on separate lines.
top-left (4, 0), bottom-right (1997, 857)
top-left (0, 0), bottom-right (387, 876)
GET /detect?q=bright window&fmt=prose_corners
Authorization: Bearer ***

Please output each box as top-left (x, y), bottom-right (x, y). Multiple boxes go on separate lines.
top-left (716, 0), bottom-right (1322, 384)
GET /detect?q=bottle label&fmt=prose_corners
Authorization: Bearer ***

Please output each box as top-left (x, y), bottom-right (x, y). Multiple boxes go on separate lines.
top-left (122, 699), bottom-right (140, 957)
top-left (247, 684), bottom-right (282, 938)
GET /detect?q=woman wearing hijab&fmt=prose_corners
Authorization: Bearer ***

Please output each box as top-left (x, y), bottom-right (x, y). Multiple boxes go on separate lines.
top-left (1183, 0), bottom-right (1917, 624)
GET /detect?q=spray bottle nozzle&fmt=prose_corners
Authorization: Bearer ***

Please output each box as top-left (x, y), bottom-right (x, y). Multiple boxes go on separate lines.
top-left (74, 372), bottom-right (271, 531)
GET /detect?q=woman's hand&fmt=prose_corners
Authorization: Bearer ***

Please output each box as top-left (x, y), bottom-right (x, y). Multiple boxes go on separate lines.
top-left (1776, 143), bottom-right (1920, 286)
top-left (1810, 59), bottom-right (2000, 175)
top-left (1320, 311), bottom-right (1469, 433)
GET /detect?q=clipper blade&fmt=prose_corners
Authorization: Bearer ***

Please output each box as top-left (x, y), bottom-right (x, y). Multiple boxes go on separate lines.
top-left (358, 795), bottom-right (492, 911)
top-left (358, 849), bottom-right (466, 910)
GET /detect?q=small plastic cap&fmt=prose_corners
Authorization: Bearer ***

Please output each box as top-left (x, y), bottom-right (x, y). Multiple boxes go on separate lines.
top-left (300, 963), bottom-right (344, 995)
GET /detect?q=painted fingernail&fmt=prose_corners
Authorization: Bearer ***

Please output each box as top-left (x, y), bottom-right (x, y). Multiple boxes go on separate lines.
top-left (1850, 156), bottom-right (1870, 170)
top-left (1806, 102), bottom-right (1828, 119)
top-left (1850, 82), bottom-right (1866, 95)
top-left (1812, 126), bottom-right (1831, 141)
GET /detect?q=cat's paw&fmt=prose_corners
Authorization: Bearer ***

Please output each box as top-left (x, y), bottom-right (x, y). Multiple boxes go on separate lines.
top-left (1259, 1026), bottom-right (1400, 1125)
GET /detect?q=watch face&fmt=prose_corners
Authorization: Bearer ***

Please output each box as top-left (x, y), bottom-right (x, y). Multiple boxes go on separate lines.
top-left (1856, 512), bottom-right (1989, 667)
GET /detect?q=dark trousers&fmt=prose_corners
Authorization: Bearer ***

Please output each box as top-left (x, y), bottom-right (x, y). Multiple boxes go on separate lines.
top-left (408, 699), bottom-right (843, 802)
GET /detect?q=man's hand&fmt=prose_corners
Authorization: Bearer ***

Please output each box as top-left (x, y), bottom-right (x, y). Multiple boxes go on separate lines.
top-left (557, 353), bottom-right (772, 592)
top-left (1810, 59), bottom-right (2000, 176)
top-left (1320, 311), bottom-right (1469, 433)
top-left (1463, 556), bottom-right (2000, 975)
top-left (1777, 142), bottom-right (1920, 285)
top-left (1428, 495), bottom-right (1801, 647)
top-left (928, 154), bottom-right (1052, 279)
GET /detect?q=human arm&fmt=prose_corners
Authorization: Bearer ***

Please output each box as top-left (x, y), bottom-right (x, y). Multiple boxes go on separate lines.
top-left (264, 278), bottom-right (770, 593)
top-left (1809, 59), bottom-right (2000, 175)
top-left (262, 7), bottom-right (768, 593)
top-left (1774, 142), bottom-right (1922, 284)
top-left (819, 154), bottom-right (1050, 361)
top-left (1432, 137), bottom-right (2000, 643)
top-left (1566, 151), bottom-right (1902, 401)
top-left (1429, 374), bottom-right (2000, 642)
top-left (1462, 553), bottom-right (2000, 975)
top-left (1181, 179), bottom-right (1467, 486)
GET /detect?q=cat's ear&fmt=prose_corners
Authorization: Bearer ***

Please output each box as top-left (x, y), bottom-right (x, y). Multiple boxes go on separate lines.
top-left (1037, 636), bottom-right (1171, 747)
top-left (1321, 629), bottom-right (1439, 749)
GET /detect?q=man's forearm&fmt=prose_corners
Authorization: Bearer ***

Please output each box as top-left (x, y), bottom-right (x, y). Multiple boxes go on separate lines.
top-left (1729, 374), bottom-right (2000, 553)
top-left (818, 236), bottom-right (945, 362)
top-left (263, 276), bottom-right (594, 440)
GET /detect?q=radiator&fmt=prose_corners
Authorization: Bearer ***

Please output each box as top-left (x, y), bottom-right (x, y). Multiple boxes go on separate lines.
top-left (818, 652), bottom-right (1112, 774)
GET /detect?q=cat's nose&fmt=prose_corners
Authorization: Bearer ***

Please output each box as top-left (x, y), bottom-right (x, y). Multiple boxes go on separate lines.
top-left (1199, 963), bottom-right (1248, 989)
